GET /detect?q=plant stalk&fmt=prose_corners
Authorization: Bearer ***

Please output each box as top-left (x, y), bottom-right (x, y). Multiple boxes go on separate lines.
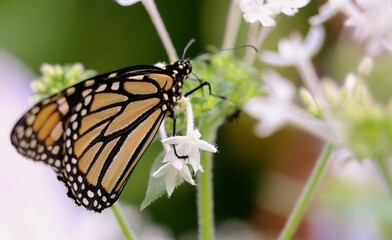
top-left (278, 143), bottom-right (333, 240)
top-left (112, 203), bottom-right (137, 240)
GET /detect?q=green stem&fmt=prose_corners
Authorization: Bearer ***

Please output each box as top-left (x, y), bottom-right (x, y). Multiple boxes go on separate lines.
top-left (112, 203), bottom-right (137, 240)
top-left (376, 156), bottom-right (392, 195)
top-left (278, 143), bottom-right (334, 240)
top-left (197, 149), bottom-right (215, 240)
top-left (197, 124), bottom-right (218, 240)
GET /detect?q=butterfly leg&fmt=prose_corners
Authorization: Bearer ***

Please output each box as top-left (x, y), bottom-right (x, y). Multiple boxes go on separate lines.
top-left (171, 116), bottom-right (188, 160)
top-left (184, 81), bottom-right (226, 100)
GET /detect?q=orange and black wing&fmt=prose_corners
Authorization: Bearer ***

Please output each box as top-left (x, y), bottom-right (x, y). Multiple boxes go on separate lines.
top-left (10, 65), bottom-right (178, 212)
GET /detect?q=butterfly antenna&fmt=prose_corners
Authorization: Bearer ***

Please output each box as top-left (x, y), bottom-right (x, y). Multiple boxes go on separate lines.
top-left (182, 39), bottom-right (196, 60)
top-left (194, 44), bottom-right (257, 60)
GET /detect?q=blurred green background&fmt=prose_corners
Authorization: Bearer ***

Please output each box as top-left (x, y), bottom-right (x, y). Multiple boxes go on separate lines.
top-left (3, 0), bottom-right (392, 239)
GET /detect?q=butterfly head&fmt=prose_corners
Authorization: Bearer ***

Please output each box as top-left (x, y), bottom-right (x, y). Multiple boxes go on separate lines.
top-left (168, 60), bottom-right (192, 80)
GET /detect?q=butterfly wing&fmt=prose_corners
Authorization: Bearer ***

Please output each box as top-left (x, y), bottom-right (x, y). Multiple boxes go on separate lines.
top-left (11, 65), bottom-right (176, 212)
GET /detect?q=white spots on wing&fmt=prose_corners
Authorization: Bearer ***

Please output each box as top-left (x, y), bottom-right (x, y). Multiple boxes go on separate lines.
top-left (51, 145), bottom-right (60, 155)
top-left (72, 121), bottom-right (78, 130)
top-left (25, 127), bottom-right (32, 137)
top-left (111, 82), bottom-right (120, 90)
top-left (54, 159), bottom-right (61, 168)
top-left (76, 103), bottom-right (82, 112)
top-left (128, 75), bottom-right (144, 80)
top-left (85, 79), bottom-right (95, 87)
top-left (42, 99), bottom-right (51, 105)
top-left (73, 183), bottom-right (78, 191)
top-left (58, 101), bottom-right (69, 115)
top-left (84, 95), bottom-right (92, 106)
top-left (66, 87), bottom-right (76, 95)
top-left (95, 84), bottom-right (107, 92)
top-left (82, 89), bottom-right (92, 97)
top-left (108, 72), bottom-right (117, 78)
top-left (31, 106), bottom-right (40, 114)
top-left (26, 114), bottom-right (36, 126)
top-left (70, 113), bottom-right (78, 122)
top-left (87, 190), bottom-right (94, 198)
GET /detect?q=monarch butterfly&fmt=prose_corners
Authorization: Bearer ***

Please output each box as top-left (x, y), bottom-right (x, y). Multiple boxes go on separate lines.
top-left (10, 59), bottom-right (195, 212)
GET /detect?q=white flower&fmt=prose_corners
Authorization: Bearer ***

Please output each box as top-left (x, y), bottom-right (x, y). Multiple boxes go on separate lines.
top-left (239, 0), bottom-right (277, 27)
top-left (309, 0), bottom-right (353, 25)
top-left (115, 0), bottom-right (141, 6)
top-left (345, 0), bottom-right (392, 55)
top-left (244, 71), bottom-right (329, 139)
top-left (153, 98), bottom-right (218, 196)
top-left (162, 129), bottom-right (217, 173)
top-left (266, 0), bottom-right (310, 16)
top-left (238, 0), bottom-right (309, 26)
top-left (152, 150), bottom-right (195, 197)
top-left (261, 26), bottom-right (325, 66)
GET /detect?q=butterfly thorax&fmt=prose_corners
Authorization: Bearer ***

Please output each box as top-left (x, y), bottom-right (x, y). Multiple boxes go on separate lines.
top-left (160, 60), bottom-right (192, 114)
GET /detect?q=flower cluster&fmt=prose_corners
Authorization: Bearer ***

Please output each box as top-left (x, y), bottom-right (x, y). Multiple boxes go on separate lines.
top-left (311, 0), bottom-right (392, 56)
top-left (153, 98), bottom-right (217, 196)
top-left (239, 0), bottom-right (310, 27)
top-left (31, 63), bottom-right (96, 102)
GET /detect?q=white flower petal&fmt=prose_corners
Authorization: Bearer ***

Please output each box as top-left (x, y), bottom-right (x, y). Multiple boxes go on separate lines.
top-left (263, 71), bottom-right (295, 101)
top-left (115, 0), bottom-right (140, 6)
top-left (171, 156), bottom-right (184, 170)
top-left (175, 142), bottom-right (189, 156)
top-left (152, 163), bottom-right (170, 177)
top-left (266, 0), bottom-right (310, 16)
top-left (262, 27), bottom-right (324, 66)
top-left (239, 0), bottom-right (277, 26)
top-left (165, 168), bottom-right (177, 197)
top-left (261, 51), bottom-right (291, 66)
top-left (188, 147), bottom-right (201, 173)
top-left (161, 135), bottom-right (187, 145)
top-left (162, 149), bottom-right (179, 163)
top-left (189, 129), bottom-right (201, 139)
top-left (310, 0), bottom-right (352, 25)
top-left (195, 139), bottom-right (217, 153)
top-left (303, 26), bottom-right (325, 58)
top-left (343, 0), bottom-right (392, 55)
top-left (179, 165), bottom-right (196, 185)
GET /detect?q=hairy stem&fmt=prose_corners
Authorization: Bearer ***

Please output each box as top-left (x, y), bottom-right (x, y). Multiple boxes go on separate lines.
top-left (112, 203), bottom-right (137, 240)
top-left (278, 143), bottom-right (334, 240)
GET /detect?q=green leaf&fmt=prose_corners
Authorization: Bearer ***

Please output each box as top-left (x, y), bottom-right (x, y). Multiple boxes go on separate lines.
top-left (140, 151), bottom-right (184, 210)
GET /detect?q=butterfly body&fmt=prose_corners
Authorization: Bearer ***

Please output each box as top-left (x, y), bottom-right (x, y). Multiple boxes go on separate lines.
top-left (10, 60), bottom-right (192, 212)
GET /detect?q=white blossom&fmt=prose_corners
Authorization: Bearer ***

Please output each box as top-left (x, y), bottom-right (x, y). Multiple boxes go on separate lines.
top-left (152, 150), bottom-right (195, 197)
top-left (311, 0), bottom-right (392, 55)
top-left (261, 26), bottom-right (325, 66)
top-left (266, 0), bottom-right (310, 16)
top-left (238, 0), bottom-right (309, 27)
top-left (162, 129), bottom-right (217, 173)
top-left (239, 0), bottom-right (277, 27)
top-left (244, 71), bottom-right (329, 139)
top-left (153, 98), bottom-right (217, 196)
top-left (345, 0), bottom-right (392, 55)
top-left (310, 0), bottom-right (353, 25)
